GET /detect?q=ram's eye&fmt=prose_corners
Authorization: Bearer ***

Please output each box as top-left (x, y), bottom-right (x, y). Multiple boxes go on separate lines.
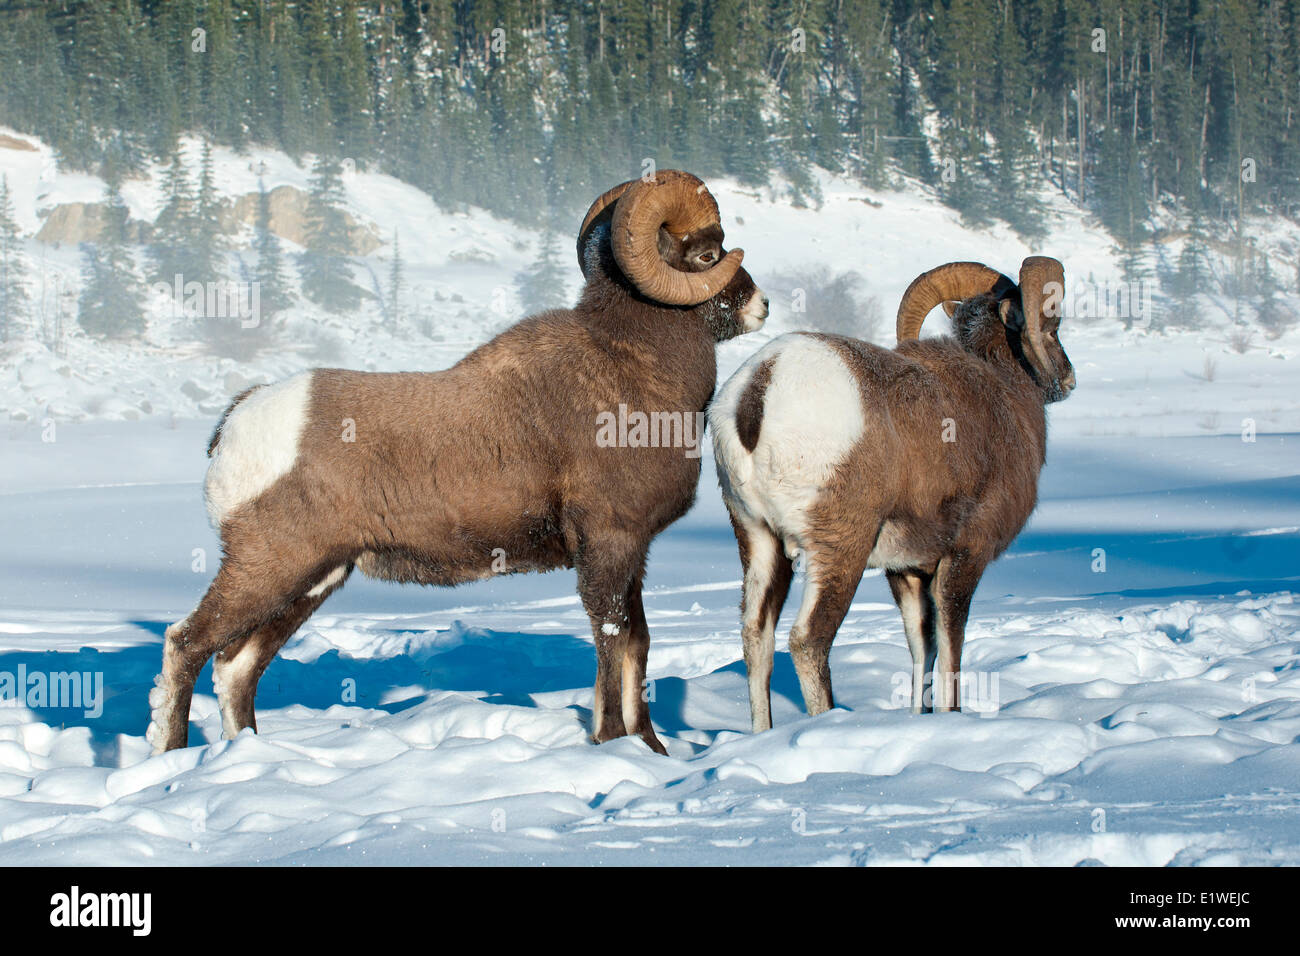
top-left (699, 251), bottom-right (717, 264)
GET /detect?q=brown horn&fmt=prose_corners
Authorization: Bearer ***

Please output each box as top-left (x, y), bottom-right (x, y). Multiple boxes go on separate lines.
top-left (576, 179), bottom-right (638, 275)
top-left (609, 170), bottom-right (744, 306)
top-left (896, 261), bottom-right (1006, 342)
top-left (1017, 256), bottom-right (1065, 377)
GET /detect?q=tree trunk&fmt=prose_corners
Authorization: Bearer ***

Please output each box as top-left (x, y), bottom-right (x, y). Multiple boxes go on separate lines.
top-left (1199, 82), bottom-right (1210, 189)
top-left (1062, 90), bottom-right (1069, 196)
top-left (1106, 50), bottom-right (1112, 124)
top-left (1233, 63), bottom-right (1244, 324)
top-left (1077, 74), bottom-right (1086, 203)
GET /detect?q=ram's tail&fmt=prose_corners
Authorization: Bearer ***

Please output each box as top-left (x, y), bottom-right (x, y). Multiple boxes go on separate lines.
top-left (709, 351), bottom-right (776, 492)
top-left (207, 385), bottom-right (265, 457)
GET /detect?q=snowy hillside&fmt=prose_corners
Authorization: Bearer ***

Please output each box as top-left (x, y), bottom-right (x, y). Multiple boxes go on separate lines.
top-left (1, 131), bottom-right (1297, 866)
top-left (3, 128), bottom-right (1297, 434)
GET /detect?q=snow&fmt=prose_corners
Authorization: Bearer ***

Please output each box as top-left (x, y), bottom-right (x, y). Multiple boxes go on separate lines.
top-left (1, 130), bottom-right (1298, 865)
top-left (1, 416), bottom-right (1296, 865)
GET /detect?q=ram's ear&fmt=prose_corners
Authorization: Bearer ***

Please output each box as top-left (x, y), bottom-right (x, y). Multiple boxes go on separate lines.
top-left (998, 297), bottom-right (1025, 331)
top-left (941, 300), bottom-right (958, 317)
top-left (579, 222), bottom-right (609, 278)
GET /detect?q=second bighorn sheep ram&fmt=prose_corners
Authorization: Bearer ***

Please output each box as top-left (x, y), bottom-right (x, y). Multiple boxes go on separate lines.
top-left (710, 257), bottom-right (1075, 730)
top-left (151, 171), bottom-right (767, 756)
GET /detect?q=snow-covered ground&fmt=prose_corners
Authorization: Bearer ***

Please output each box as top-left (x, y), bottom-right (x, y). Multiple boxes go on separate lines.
top-left (2, 420), bottom-right (1297, 865)
top-left (1, 131), bottom-right (1297, 865)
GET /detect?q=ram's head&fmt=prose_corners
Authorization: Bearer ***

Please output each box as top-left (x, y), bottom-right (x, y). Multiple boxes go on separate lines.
top-left (577, 170), bottom-right (767, 339)
top-left (895, 257), bottom-right (1076, 403)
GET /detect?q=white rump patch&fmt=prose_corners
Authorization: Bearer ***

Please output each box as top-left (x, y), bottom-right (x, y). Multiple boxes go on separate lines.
top-left (710, 334), bottom-right (864, 547)
top-left (204, 371), bottom-right (314, 528)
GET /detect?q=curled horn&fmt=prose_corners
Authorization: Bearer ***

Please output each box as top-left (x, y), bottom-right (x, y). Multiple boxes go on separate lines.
top-left (609, 170), bottom-right (744, 306)
top-left (895, 261), bottom-right (1006, 342)
top-left (576, 179), bottom-right (638, 276)
top-left (1017, 255), bottom-right (1065, 377)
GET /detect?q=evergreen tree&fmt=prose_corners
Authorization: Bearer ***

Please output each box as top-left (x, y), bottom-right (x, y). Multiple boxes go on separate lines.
top-left (515, 230), bottom-right (567, 315)
top-left (253, 179), bottom-right (294, 320)
top-left (987, 2), bottom-right (1041, 241)
top-left (151, 143), bottom-right (198, 286)
top-left (299, 155), bottom-right (361, 313)
top-left (78, 181), bottom-right (145, 339)
top-left (270, 4), bottom-right (309, 158)
top-left (0, 0), bottom-right (1293, 303)
top-left (0, 175), bottom-right (28, 341)
top-left (1163, 230), bottom-right (1211, 329)
top-left (192, 138), bottom-right (224, 284)
top-left (1172, 234), bottom-right (1210, 300)
top-left (1254, 255), bottom-right (1295, 338)
top-left (387, 228), bottom-right (405, 325)
top-left (201, 0), bottom-right (244, 147)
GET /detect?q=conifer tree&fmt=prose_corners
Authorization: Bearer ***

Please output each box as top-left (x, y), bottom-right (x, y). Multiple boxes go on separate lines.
top-left (300, 155), bottom-right (360, 313)
top-left (254, 179), bottom-right (294, 320)
top-left (387, 228), bottom-right (405, 325)
top-left (0, 175), bottom-right (28, 342)
top-left (152, 144), bottom-right (197, 286)
top-left (192, 138), bottom-right (225, 284)
top-left (515, 229), bottom-right (567, 315)
top-left (0, 0), bottom-right (1294, 306)
top-left (78, 181), bottom-right (145, 339)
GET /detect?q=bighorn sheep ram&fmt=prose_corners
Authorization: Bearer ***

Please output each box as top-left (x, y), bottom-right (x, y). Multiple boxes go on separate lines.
top-left (710, 257), bottom-right (1074, 730)
top-left (150, 170), bottom-right (767, 756)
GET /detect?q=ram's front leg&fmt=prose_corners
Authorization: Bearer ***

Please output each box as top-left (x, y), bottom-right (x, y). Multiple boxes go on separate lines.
top-left (576, 537), bottom-right (646, 745)
top-left (622, 585), bottom-right (668, 754)
top-left (591, 625), bottom-right (628, 743)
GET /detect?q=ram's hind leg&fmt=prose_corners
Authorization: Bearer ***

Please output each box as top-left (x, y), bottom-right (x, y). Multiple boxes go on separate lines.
top-left (929, 552), bottom-right (986, 712)
top-left (214, 563), bottom-right (352, 740)
top-left (150, 555), bottom-right (318, 754)
top-left (789, 550), bottom-right (869, 719)
top-left (887, 569), bottom-right (936, 713)
top-left (733, 514), bottom-right (794, 732)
